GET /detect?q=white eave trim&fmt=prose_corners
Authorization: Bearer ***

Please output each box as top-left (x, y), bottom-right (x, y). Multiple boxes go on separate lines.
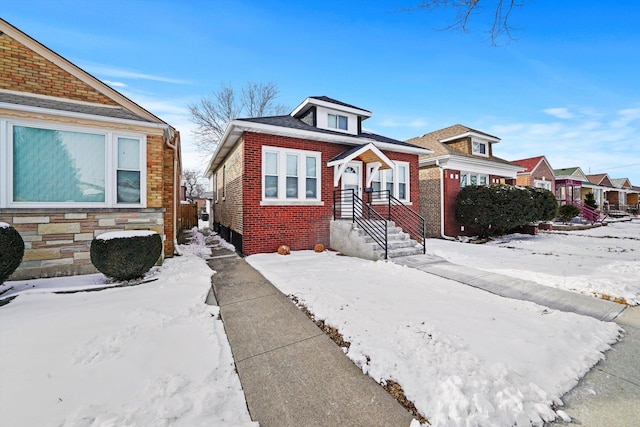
top-left (0, 102), bottom-right (170, 130)
top-left (439, 131), bottom-right (500, 144)
top-left (421, 154), bottom-right (524, 178)
top-left (205, 119), bottom-right (432, 176)
top-left (290, 97), bottom-right (373, 119)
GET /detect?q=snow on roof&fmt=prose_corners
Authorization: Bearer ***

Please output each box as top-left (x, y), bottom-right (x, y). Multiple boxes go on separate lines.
top-left (96, 230), bottom-right (157, 240)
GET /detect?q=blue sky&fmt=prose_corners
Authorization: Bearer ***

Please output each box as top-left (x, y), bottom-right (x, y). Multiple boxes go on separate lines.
top-left (3, 1), bottom-right (640, 184)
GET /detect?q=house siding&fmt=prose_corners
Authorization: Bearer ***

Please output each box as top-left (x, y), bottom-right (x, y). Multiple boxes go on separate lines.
top-left (419, 166), bottom-right (442, 238)
top-left (0, 33), bottom-right (117, 104)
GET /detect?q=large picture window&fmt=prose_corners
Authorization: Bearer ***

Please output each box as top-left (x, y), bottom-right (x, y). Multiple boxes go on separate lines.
top-left (370, 161), bottom-right (410, 202)
top-left (3, 121), bottom-right (145, 207)
top-left (262, 146), bottom-right (321, 202)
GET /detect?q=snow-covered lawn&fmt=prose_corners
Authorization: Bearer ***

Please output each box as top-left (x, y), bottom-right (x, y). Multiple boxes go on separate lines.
top-left (0, 238), bottom-right (256, 427)
top-left (427, 220), bottom-right (640, 305)
top-left (247, 249), bottom-right (622, 426)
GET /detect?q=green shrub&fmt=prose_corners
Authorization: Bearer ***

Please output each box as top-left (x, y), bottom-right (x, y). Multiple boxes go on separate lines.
top-left (454, 185), bottom-right (558, 237)
top-left (90, 231), bottom-right (162, 281)
top-left (526, 187), bottom-right (558, 222)
top-left (0, 223), bottom-right (25, 285)
top-left (584, 192), bottom-right (598, 209)
top-left (557, 204), bottom-right (581, 223)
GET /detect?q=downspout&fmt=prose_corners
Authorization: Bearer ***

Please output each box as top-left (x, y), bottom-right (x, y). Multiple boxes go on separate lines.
top-left (164, 127), bottom-right (183, 256)
top-left (436, 159), bottom-right (455, 240)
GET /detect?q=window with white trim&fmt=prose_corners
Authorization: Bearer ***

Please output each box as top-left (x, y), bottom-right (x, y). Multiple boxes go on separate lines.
top-left (262, 146), bottom-right (321, 201)
top-left (328, 113), bottom-right (348, 130)
top-left (472, 140), bottom-right (488, 157)
top-left (534, 179), bottom-right (552, 190)
top-left (370, 161), bottom-right (410, 202)
top-left (3, 121), bottom-right (145, 207)
top-left (460, 172), bottom-right (489, 187)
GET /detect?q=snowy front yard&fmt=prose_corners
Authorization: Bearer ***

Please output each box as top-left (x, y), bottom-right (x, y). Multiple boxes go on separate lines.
top-left (248, 250), bottom-right (622, 426)
top-left (427, 220), bottom-right (640, 305)
top-left (0, 239), bottom-right (256, 427)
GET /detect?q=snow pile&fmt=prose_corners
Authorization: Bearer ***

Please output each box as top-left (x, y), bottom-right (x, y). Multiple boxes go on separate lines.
top-left (0, 240), bottom-right (256, 427)
top-left (0, 221), bottom-right (10, 228)
top-left (95, 229), bottom-right (157, 240)
top-left (247, 251), bottom-right (621, 426)
top-left (428, 221), bottom-right (640, 305)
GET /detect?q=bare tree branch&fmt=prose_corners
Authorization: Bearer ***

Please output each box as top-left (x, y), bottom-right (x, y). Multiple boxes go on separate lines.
top-left (189, 81), bottom-right (288, 153)
top-left (182, 168), bottom-right (206, 198)
top-left (401, 0), bottom-right (526, 46)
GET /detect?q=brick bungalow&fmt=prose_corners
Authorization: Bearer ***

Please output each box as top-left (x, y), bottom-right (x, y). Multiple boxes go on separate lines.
top-left (407, 124), bottom-right (523, 238)
top-left (205, 96), bottom-right (431, 255)
top-left (512, 155), bottom-right (555, 191)
top-left (0, 18), bottom-right (182, 279)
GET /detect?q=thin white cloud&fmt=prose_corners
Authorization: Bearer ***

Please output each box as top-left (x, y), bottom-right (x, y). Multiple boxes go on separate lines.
top-left (486, 106), bottom-right (640, 184)
top-left (542, 107), bottom-right (574, 119)
top-left (80, 62), bottom-right (191, 85)
top-left (102, 80), bottom-right (127, 88)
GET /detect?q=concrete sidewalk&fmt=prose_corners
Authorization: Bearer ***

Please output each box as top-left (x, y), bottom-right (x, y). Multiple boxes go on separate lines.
top-left (394, 254), bottom-right (626, 322)
top-left (546, 306), bottom-right (640, 426)
top-left (206, 245), bottom-right (414, 427)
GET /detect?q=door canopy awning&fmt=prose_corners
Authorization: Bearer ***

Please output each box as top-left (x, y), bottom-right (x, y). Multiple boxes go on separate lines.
top-left (327, 143), bottom-right (394, 187)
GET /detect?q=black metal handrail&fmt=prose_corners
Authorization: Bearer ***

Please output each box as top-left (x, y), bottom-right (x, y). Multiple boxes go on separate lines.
top-left (366, 190), bottom-right (426, 255)
top-left (334, 189), bottom-right (388, 259)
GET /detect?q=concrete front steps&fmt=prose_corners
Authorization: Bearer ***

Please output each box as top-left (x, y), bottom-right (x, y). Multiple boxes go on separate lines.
top-left (330, 219), bottom-right (423, 260)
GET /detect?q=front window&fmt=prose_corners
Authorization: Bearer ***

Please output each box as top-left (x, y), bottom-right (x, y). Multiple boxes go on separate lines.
top-left (370, 162), bottom-right (410, 202)
top-left (7, 123), bottom-right (144, 207)
top-left (328, 113), bottom-right (348, 130)
top-left (472, 140), bottom-right (488, 156)
top-left (461, 172), bottom-right (489, 187)
top-left (534, 180), bottom-right (552, 190)
top-left (262, 146), bottom-right (321, 202)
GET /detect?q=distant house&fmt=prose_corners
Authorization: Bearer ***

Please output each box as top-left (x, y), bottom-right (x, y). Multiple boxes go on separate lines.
top-left (204, 96), bottom-right (430, 258)
top-left (553, 167), bottom-right (588, 206)
top-left (512, 156), bottom-right (555, 191)
top-left (585, 173), bottom-right (616, 209)
top-left (610, 178), bottom-right (638, 211)
top-left (0, 18), bottom-right (182, 280)
top-left (407, 124), bottom-right (523, 238)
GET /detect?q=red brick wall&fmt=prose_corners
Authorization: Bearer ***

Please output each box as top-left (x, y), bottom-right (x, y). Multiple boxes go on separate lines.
top-left (442, 168), bottom-right (463, 237)
top-left (235, 132), bottom-right (421, 255)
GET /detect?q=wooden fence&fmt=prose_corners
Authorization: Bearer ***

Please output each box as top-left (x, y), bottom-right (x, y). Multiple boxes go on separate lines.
top-left (178, 203), bottom-right (199, 231)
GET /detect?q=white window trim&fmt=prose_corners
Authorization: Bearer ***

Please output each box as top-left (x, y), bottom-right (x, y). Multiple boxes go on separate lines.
top-left (1, 118), bottom-right (146, 208)
top-left (471, 139), bottom-right (489, 157)
top-left (460, 172), bottom-right (489, 187)
top-left (327, 113), bottom-right (348, 131)
top-left (534, 179), bottom-right (552, 190)
top-left (371, 161), bottom-right (411, 203)
top-left (261, 145), bottom-right (322, 204)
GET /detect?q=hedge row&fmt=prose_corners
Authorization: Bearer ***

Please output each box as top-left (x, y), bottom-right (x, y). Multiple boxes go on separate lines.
top-left (454, 185), bottom-right (558, 237)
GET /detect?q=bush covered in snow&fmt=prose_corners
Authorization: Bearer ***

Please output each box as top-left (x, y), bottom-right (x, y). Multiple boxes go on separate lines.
top-left (557, 204), bottom-right (581, 223)
top-left (455, 185), bottom-right (557, 237)
top-left (0, 223), bottom-right (24, 285)
top-left (90, 231), bottom-right (162, 281)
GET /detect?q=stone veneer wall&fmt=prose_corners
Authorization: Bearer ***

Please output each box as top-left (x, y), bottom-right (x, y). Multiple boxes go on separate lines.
top-left (1, 209), bottom-right (164, 280)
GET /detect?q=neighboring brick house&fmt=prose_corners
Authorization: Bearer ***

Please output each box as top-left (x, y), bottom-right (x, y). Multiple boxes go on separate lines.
top-left (512, 155), bottom-right (555, 191)
top-left (205, 96), bottom-right (430, 255)
top-left (0, 18), bottom-right (182, 280)
top-left (407, 124), bottom-right (523, 238)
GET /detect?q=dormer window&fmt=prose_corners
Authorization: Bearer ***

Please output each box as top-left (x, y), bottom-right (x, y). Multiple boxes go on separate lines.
top-left (472, 140), bottom-right (488, 156)
top-left (328, 113), bottom-right (348, 130)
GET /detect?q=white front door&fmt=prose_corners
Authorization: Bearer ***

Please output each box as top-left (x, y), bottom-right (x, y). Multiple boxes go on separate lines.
top-left (340, 161), bottom-right (362, 217)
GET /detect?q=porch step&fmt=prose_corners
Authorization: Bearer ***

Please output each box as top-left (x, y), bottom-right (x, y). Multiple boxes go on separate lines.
top-left (353, 223), bottom-right (424, 258)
